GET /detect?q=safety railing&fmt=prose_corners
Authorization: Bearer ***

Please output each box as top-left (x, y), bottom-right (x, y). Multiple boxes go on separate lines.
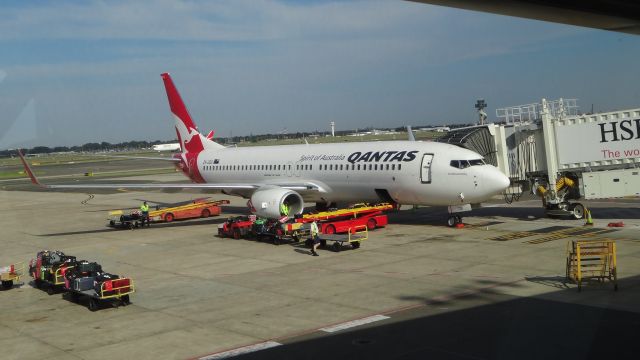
top-left (99, 278), bottom-right (135, 299)
top-left (566, 240), bottom-right (618, 292)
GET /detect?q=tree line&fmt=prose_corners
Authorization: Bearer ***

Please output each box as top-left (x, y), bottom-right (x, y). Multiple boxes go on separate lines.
top-left (1, 124), bottom-right (465, 157)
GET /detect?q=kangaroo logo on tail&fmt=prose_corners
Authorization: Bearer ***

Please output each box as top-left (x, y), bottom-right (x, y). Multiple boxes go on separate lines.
top-left (161, 73), bottom-right (223, 154)
top-left (161, 73), bottom-right (223, 183)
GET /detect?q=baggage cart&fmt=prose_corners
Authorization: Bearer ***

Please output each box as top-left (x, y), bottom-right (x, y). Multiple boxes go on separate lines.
top-left (108, 210), bottom-right (145, 229)
top-left (29, 250), bottom-right (135, 311)
top-left (0, 263), bottom-right (25, 290)
top-left (66, 277), bottom-right (135, 311)
top-left (306, 225), bottom-right (369, 252)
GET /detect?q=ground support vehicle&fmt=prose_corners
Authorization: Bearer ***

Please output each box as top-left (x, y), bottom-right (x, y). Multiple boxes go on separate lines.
top-left (252, 219), bottom-right (310, 245)
top-left (29, 250), bottom-right (135, 311)
top-left (29, 250), bottom-right (77, 295)
top-left (0, 263), bottom-right (25, 290)
top-left (65, 276), bottom-right (135, 312)
top-left (108, 211), bottom-right (145, 229)
top-left (218, 216), bottom-right (255, 239)
top-left (282, 221), bottom-right (311, 242)
top-left (250, 219), bottom-right (283, 244)
top-left (305, 226), bottom-right (369, 252)
top-left (149, 199), bottom-right (229, 223)
top-left (299, 203), bottom-right (392, 234)
top-left (109, 200), bottom-right (229, 229)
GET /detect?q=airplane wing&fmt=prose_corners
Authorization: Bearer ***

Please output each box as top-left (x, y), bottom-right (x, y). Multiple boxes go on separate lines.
top-left (88, 154), bottom-right (181, 162)
top-left (17, 150), bottom-right (319, 192)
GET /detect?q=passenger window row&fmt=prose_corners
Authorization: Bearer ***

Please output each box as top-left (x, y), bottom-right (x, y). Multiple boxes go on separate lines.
top-left (201, 163), bottom-right (403, 172)
top-left (202, 164), bottom-right (302, 172)
top-left (318, 163), bottom-right (402, 171)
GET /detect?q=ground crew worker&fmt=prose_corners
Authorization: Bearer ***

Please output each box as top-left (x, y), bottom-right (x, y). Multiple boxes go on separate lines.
top-left (140, 201), bottom-right (150, 227)
top-left (310, 220), bottom-right (320, 256)
top-left (280, 202), bottom-right (289, 216)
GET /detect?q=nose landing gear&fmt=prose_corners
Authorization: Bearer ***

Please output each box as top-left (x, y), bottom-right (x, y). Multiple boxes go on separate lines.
top-left (447, 215), bottom-right (463, 227)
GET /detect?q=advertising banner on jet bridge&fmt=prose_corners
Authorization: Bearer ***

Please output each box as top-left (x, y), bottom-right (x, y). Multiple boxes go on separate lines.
top-left (554, 110), bottom-right (640, 168)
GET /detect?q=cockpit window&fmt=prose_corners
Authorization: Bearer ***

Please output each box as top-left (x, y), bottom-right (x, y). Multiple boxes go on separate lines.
top-left (450, 159), bottom-right (485, 169)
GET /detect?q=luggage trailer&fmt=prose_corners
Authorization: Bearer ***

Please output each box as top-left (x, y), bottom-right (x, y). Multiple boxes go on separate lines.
top-left (0, 263), bottom-right (25, 290)
top-left (65, 277), bottom-right (134, 312)
top-left (30, 252), bottom-right (135, 311)
top-left (304, 225), bottom-right (369, 252)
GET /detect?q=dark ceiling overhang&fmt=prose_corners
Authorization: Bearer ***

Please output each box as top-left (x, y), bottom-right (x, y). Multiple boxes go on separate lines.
top-left (408, 1), bottom-right (640, 35)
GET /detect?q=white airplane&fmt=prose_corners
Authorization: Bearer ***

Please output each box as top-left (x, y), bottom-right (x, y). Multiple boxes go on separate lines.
top-left (152, 143), bottom-right (181, 152)
top-left (19, 73), bottom-right (510, 226)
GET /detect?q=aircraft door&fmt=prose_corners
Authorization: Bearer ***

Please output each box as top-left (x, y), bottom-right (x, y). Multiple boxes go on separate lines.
top-left (421, 153), bottom-right (433, 184)
top-left (287, 161), bottom-right (293, 177)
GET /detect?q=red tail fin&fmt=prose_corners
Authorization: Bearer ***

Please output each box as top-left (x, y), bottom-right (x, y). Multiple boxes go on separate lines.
top-left (161, 73), bottom-right (198, 132)
top-left (17, 149), bottom-right (47, 187)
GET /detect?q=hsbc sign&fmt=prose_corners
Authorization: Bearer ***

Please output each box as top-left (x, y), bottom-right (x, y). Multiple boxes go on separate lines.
top-left (555, 114), bottom-right (640, 166)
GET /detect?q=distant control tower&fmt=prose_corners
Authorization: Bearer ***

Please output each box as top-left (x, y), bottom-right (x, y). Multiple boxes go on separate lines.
top-left (330, 121), bottom-right (335, 137)
top-left (475, 99), bottom-right (487, 125)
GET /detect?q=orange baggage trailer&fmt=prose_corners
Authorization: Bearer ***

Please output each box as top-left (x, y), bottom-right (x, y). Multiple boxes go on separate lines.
top-left (150, 199), bottom-right (229, 223)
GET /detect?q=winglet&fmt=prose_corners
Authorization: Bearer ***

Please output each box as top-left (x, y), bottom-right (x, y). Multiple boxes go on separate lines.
top-left (407, 126), bottom-right (416, 141)
top-left (17, 149), bottom-right (47, 188)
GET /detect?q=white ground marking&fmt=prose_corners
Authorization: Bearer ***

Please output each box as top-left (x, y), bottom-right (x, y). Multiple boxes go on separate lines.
top-left (319, 314), bottom-right (390, 333)
top-left (199, 341), bottom-right (282, 360)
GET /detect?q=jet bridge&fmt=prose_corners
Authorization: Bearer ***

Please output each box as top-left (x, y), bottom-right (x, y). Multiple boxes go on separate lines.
top-left (444, 98), bottom-right (640, 218)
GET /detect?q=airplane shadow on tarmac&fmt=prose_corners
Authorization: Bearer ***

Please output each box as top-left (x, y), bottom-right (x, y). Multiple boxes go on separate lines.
top-left (37, 217), bottom-right (227, 237)
top-left (225, 275), bottom-right (640, 360)
top-left (389, 205), bottom-right (640, 227)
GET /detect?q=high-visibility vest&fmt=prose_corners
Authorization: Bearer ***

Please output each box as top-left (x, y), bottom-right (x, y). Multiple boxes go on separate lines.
top-left (280, 203), bottom-right (289, 215)
top-left (140, 204), bottom-right (149, 212)
top-left (310, 222), bottom-right (319, 236)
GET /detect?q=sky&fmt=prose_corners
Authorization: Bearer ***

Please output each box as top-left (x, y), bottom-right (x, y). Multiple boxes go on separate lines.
top-left (1, 0), bottom-right (639, 149)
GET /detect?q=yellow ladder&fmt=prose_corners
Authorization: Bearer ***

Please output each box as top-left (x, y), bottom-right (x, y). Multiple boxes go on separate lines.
top-left (566, 240), bottom-right (618, 292)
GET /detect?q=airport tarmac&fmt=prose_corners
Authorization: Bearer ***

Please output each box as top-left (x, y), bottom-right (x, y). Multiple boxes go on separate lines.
top-left (1, 172), bottom-right (639, 360)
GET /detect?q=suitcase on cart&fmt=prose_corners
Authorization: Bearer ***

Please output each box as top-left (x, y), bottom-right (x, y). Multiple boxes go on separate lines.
top-left (74, 277), bottom-right (95, 291)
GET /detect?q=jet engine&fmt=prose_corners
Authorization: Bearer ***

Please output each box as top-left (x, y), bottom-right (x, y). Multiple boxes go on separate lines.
top-left (250, 187), bottom-right (304, 219)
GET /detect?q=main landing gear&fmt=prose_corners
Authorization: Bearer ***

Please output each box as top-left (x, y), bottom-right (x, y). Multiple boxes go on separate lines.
top-left (447, 215), bottom-right (463, 227)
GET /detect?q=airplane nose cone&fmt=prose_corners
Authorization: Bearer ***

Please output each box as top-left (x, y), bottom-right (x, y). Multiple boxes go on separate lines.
top-left (487, 168), bottom-right (510, 194)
